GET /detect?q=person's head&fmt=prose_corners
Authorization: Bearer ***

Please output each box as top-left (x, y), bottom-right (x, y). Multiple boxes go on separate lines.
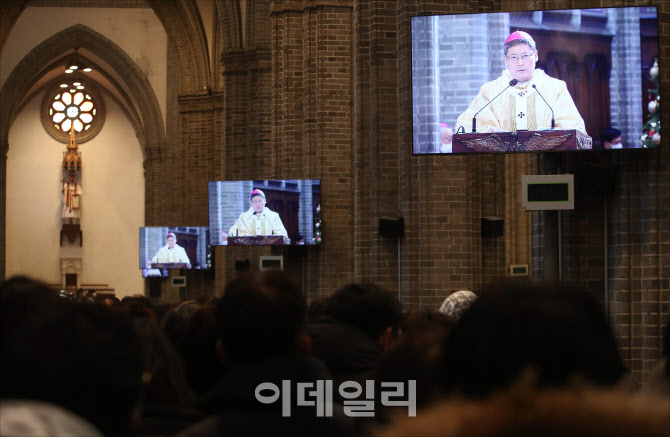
top-left (601, 127), bottom-right (623, 149)
top-left (132, 316), bottom-right (195, 406)
top-left (215, 271), bottom-right (306, 363)
top-left (504, 30), bottom-right (538, 83)
top-left (166, 232), bottom-right (177, 248)
top-left (439, 280), bottom-right (626, 398)
top-left (440, 123), bottom-right (453, 146)
top-left (376, 311), bottom-right (454, 413)
top-left (323, 283), bottom-right (403, 352)
top-left (120, 295), bottom-right (157, 321)
top-left (1, 277), bottom-right (145, 436)
top-left (250, 189), bottom-right (266, 214)
top-left (180, 304), bottom-right (226, 396)
top-left (160, 300), bottom-right (202, 351)
top-left (99, 296), bottom-right (121, 307)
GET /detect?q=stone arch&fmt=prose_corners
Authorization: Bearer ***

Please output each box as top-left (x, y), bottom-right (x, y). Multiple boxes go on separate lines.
top-left (215, 0), bottom-right (272, 52)
top-left (2, 1), bottom-right (213, 100)
top-left (17, 57), bottom-right (146, 147)
top-left (0, 24), bottom-right (166, 281)
top-left (145, 0), bottom-right (212, 92)
top-left (0, 24), bottom-right (165, 153)
top-left (216, 0), bottom-right (243, 51)
top-left (0, 0), bottom-right (29, 52)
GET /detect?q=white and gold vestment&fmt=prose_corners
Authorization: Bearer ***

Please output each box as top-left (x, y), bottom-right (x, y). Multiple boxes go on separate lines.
top-left (455, 69), bottom-right (586, 135)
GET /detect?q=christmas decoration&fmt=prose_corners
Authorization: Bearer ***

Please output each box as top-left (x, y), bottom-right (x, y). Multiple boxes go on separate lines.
top-left (648, 100), bottom-right (658, 113)
top-left (641, 58), bottom-right (661, 148)
top-left (312, 203), bottom-right (322, 244)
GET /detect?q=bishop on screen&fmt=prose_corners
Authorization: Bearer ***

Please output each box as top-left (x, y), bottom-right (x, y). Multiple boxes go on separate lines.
top-left (455, 31), bottom-right (587, 135)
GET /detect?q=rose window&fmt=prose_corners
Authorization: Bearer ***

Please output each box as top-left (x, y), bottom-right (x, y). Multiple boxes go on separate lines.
top-left (42, 81), bottom-right (105, 144)
top-left (50, 87), bottom-right (96, 133)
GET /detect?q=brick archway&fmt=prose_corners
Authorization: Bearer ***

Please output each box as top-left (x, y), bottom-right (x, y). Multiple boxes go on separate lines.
top-left (146, 0), bottom-right (212, 93)
top-left (0, 24), bottom-right (165, 150)
top-left (0, 23), bottom-right (166, 280)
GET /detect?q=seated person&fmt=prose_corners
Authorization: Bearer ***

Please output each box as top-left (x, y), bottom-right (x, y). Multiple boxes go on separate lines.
top-left (178, 272), bottom-right (352, 437)
top-left (455, 31), bottom-right (586, 135)
top-left (152, 233), bottom-right (191, 267)
top-left (228, 189), bottom-right (288, 238)
top-left (440, 123), bottom-right (453, 153)
top-left (1, 277), bottom-right (145, 437)
top-left (601, 127), bottom-right (623, 149)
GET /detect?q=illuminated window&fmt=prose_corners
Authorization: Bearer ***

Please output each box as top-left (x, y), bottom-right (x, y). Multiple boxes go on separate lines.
top-left (42, 81), bottom-right (105, 144)
top-left (50, 86), bottom-right (96, 132)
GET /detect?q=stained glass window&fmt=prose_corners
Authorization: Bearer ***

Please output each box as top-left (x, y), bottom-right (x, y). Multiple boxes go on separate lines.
top-left (42, 81), bottom-right (105, 144)
top-left (50, 85), bottom-right (96, 132)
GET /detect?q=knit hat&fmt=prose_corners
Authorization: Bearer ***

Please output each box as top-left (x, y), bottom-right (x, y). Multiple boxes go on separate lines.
top-left (439, 290), bottom-right (477, 321)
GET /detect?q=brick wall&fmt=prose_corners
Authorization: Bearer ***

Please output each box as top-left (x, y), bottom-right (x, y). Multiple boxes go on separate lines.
top-left (216, 3), bottom-right (275, 292)
top-left (270, 1), bottom-right (355, 300)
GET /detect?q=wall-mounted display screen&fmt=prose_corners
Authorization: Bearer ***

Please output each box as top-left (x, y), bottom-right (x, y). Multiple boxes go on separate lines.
top-left (411, 6), bottom-right (660, 154)
top-left (139, 227), bottom-right (211, 271)
top-left (208, 179), bottom-right (321, 246)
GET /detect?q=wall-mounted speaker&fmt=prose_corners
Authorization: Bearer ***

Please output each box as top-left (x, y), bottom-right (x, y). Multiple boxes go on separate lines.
top-left (235, 259), bottom-right (250, 272)
top-left (481, 216), bottom-right (504, 238)
top-left (576, 164), bottom-right (617, 195)
top-left (379, 217), bottom-right (404, 238)
top-left (148, 277), bottom-right (162, 298)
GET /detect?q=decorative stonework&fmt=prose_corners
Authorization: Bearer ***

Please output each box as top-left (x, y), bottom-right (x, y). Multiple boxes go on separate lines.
top-left (61, 257), bottom-right (82, 290)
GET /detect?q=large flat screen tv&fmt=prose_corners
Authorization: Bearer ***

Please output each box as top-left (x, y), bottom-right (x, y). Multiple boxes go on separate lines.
top-left (208, 179), bottom-right (321, 246)
top-left (139, 227), bottom-right (211, 271)
top-left (411, 6), bottom-right (660, 154)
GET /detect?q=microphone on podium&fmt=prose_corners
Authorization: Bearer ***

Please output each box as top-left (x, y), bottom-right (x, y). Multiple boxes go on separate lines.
top-left (532, 84), bottom-right (555, 129)
top-left (472, 79), bottom-right (519, 132)
top-left (236, 212), bottom-right (258, 236)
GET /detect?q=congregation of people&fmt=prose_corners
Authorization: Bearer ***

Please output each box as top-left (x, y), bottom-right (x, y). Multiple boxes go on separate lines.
top-left (1, 273), bottom-right (669, 437)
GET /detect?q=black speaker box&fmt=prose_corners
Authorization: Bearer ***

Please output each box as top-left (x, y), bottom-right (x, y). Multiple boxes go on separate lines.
top-left (481, 217), bottom-right (504, 238)
top-left (576, 164), bottom-right (617, 195)
top-left (379, 217), bottom-right (404, 238)
top-left (235, 259), bottom-right (250, 272)
top-left (148, 277), bottom-right (162, 298)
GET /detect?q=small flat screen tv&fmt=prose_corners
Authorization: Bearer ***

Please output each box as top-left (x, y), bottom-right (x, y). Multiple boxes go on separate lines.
top-left (208, 179), bottom-right (321, 246)
top-left (139, 227), bottom-right (211, 270)
top-left (411, 6), bottom-right (660, 154)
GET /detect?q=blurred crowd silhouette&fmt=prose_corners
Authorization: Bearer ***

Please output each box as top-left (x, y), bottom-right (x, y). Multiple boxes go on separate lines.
top-left (1, 273), bottom-right (669, 437)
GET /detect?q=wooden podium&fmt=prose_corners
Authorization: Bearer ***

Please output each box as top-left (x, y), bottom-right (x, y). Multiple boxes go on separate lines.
top-left (453, 129), bottom-right (592, 153)
top-left (228, 236), bottom-right (291, 246)
top-left (151, 263), bottom-right (190, 269)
